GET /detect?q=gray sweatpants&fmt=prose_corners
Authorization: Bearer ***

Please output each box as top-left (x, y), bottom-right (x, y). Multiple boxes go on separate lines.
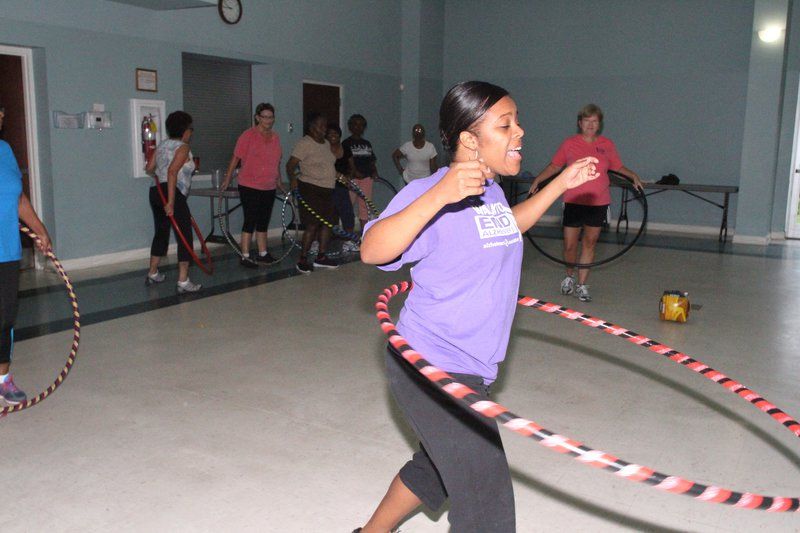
top-left (385, 347), bottom-right (516, 532)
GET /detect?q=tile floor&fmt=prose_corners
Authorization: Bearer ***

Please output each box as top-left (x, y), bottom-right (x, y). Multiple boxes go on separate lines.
top-left (4, 233), bottom-right (800, 532)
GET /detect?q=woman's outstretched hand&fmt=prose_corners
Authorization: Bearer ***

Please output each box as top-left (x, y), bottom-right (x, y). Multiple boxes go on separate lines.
top-left (558, 157), bottom-right (600, 190)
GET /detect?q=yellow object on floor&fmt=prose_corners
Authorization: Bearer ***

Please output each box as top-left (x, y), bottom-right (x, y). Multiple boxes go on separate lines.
top-left (660, 290), bottom-right (690, 322)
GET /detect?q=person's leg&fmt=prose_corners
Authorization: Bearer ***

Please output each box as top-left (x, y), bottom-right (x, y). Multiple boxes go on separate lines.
top-left (577, 225), bottom-right (601, 285)
top-left (148, 185), bottom-right (170, 276)
top-left (238, 185), bottom-right (258, 258)
top-left (358, 349), bottom-right (515, 532)
top-left (334, 185), bottom-right (355, 233)
top-left (172, 192), bottom-right (194, 283)
top-left (0, 261), bottom-right (20, 376)
top-left (361, 474), bottom-right (422, 533)
top-left (255, 189), bottom-right (276, 256)
top-left (318, 225), bottom-right (333, 254)
top-left (562, 226), bottom-right (581, 279)
top-left (357, 177), bottom-right (374, 230)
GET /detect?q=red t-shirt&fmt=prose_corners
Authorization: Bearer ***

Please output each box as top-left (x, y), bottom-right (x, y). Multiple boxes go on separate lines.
top-left (234, 127), bottom-right (282, 190)
top-left (552, 134), bottom-right (622, 206)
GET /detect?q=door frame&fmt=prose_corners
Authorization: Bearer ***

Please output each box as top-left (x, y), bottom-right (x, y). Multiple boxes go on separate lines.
top-left (302, 79), bottom-right (344, 130)
top-left (785, 75), bottom-right (800, 238)
top-left (0, 45), bottom-right (43, 264)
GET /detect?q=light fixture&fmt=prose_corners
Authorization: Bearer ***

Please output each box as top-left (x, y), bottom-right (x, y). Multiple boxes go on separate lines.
top-left (758, 26), bottom-right (784, 43)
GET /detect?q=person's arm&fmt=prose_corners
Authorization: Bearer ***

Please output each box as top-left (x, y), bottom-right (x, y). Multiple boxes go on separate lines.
top-left (612, 165), bottom-right (644, 191)
top-left (18, 192), bottom-right (50, 252)
top-left (361, 160), bottom-right (490, 265)
top-left (512, 157), bottom-right (599, 233)
top-left (145, 150), bottom-right (157, 176)
top-left (429, 156), bottom-right (438, 175)
top-left (285, 156), bottom-right (301, 190)
top-left (222, 155), bottom-right (241, 190)
top-left (276, 156), bottom-right (287, 194)
top-left (529, 163), bottom-right (561, 194)
top-left (165, 145), bottom-right (190, 217)
top-left (392, 148), bottom-right (404, 175)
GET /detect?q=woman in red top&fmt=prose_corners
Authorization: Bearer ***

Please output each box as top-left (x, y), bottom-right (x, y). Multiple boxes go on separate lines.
top-left (222, 103), bottom-right (285, 266)
top-left (530, 104), bottom-right (642, 302)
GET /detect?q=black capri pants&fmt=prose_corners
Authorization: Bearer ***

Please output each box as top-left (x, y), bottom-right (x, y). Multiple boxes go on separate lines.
top-left (297, 181), bottom-right (336, 228)
top-left (238, 184), bottom-right (276, 233)
top-left (386, 346), bottom-right (516, 532)
top-left (149, 183), bottom-right (193, 262)
top-left (0, 260), bottom-right (20, 365)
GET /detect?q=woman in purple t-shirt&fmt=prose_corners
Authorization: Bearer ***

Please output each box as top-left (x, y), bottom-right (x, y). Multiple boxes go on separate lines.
top-left (354, 82), bottom-right (599, 533)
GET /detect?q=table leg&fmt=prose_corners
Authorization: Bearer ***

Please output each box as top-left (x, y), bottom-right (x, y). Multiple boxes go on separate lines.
top-left (720, 193), bottom-right (730, 242)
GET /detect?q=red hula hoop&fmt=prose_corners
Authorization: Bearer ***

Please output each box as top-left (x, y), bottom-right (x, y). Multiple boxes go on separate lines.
top-left (375, 281), bottom-right (800, 512)
top-left (152, 176), bottom-right (213, 275)
top-left (2, 226), bottom-right (81, 418)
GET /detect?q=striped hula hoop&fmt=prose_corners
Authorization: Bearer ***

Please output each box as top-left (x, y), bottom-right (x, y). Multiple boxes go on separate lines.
top-left (376, 282), bottom-right (800, 512)
top-left (2, 226), bottom-right (81, 419)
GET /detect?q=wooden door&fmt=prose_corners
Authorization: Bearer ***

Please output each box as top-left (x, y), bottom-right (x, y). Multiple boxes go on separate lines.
top-left (0, 54), bottom-right (32, 263)
top-left (302, 82), bottom-right (341, 131)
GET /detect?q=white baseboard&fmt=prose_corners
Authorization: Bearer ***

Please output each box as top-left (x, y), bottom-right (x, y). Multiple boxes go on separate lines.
top-left (58, 227), bottom-right (285, 272)
top-left (732, 234), bottom-right (770, 245)
top-left (536, 214), bottom-right (725, 238)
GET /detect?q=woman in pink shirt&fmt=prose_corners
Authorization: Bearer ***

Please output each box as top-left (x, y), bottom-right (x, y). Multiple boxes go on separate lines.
top-left (221, 103), bottom-right (285, 267)
top-left (530, 104), bottom-right (642, 302)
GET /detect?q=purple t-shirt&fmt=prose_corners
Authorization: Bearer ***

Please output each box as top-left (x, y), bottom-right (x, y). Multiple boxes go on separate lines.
top-left (365, 167), bottom-right (523, 383)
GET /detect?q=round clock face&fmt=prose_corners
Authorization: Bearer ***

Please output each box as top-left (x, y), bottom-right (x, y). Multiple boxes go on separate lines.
top-left (218, 0), bottom-right (242, 25)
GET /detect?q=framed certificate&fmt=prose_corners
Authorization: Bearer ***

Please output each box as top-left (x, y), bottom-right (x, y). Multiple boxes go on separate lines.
top-left (136, 68), bottom-right (158, 92)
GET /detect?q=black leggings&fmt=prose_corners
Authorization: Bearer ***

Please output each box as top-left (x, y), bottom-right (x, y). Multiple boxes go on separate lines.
top-left (238, 185), bottom-right (276, 233)
top-left (149, 184), bottom-right (193, 262)
top-left (0, 261), bottom-right (20, 366)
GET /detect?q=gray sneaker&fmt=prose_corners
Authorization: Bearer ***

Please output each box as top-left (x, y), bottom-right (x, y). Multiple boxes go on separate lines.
top-left (145, 271), bottom-right (165, 286)
top-left (177, 279), bottom-right (202, 293)
top-left (575, 284), bottom-right (592, 302)
top-left (560, 275), bottom-right (576, 295)
top-left (0, 374), bottom-right (27, 405)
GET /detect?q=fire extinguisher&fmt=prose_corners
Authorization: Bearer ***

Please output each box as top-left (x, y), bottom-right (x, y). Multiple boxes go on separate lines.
top-left (141, 114), bottom-right (157, 165)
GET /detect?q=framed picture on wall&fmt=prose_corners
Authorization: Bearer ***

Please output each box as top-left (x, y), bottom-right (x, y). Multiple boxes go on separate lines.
top-left (135, 68), bottom-right (158, 92)
top-left (130, 98), bottom-right (166, 178)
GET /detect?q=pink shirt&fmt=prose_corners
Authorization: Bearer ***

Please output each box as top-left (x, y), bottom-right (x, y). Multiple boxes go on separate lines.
top-left (234, 127), bottom-right (282, 190)
top-left (552, 134), bottom-right (622, 206)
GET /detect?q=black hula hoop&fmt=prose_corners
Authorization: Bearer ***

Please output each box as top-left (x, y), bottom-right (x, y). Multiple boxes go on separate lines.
top-left (215, 188), bottom-right (299, 266)
top-left (373, 175), bottom-right (399, 195)
top-left (2, 226), bottom-right (81, 419)
top-left (151, 176), bottom-right (214, 275)
top-left (526, 172), bottom-right (648, 269)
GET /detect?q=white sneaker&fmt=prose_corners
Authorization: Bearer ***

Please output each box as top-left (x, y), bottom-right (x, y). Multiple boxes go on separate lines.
top-left (342, 240), bottom-right (360, 253)
top-left (177, 279), bottom-right (202, 293)
top-left (575, 284), bottom-right (591, 302)
top-left (145, 271), bottom-right (165, 286)
top-left (560, 275), bottom-right (575, 295)
top-left (309, 241), bottom-right (319, 255)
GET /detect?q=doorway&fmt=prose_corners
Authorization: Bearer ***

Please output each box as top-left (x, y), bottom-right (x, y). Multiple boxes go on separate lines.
top-left (302, 81), bottom-right (342, 131)
top-left (0, 46), bottom-right (40, 268)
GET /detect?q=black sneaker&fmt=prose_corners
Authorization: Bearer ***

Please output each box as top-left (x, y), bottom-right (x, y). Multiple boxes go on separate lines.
top-left (256, 252), bottom-right (276, 264)
top-left (296, 259), bottom-right (313, 274)
top-left (240, 257), bottom-right (258, 269)
top-left (313, 254), bottom-right (339, 269)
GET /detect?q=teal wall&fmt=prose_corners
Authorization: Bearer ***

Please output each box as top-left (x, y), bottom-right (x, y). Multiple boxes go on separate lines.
top-left (442, 0), bottom-right (755, 229)
top-left (3, 0), bottom-right (800, 260)
top-left (0, 0), bottom-right (403, 259)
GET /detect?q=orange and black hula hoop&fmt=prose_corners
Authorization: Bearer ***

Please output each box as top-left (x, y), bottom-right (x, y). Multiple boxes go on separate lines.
top-left (376, 281), bottom-right (800, 512)
top-left (151, 176), bottom-right (213, 275)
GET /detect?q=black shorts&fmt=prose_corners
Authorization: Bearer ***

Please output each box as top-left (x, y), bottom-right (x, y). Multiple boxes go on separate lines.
top-left (563, 203), bottom-right (608, 228)
top-left (297, 181), bottom-right (336, 227)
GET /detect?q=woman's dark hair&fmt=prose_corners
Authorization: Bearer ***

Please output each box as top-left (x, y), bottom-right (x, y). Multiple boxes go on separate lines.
top-left (347, 113), bottom-right (367, 129)
top-left (165, 111), bottom-right (193, 139)
top-left (326, 123), bottom-right (342, 136)
top-left (439, 81), bottom-right (509, 157)
top-left (304, 111), bottom-right (325, 135)
top-left (254, 102), bottom-right (275, 124)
